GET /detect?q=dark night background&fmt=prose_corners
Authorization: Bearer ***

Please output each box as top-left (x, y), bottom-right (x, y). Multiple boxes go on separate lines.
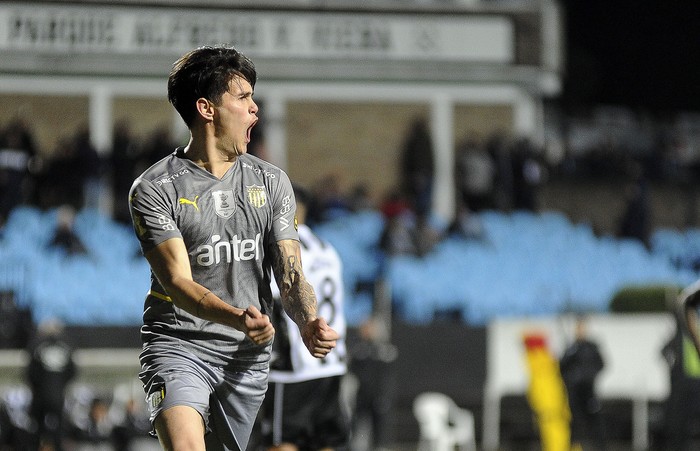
top-left (562, 0), bottom-right (700, 113)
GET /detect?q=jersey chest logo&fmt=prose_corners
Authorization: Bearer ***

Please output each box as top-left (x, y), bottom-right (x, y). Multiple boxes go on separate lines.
top-left (246, 185), bottom-right (267, 208)
top-left (213, 190), bottom-right (236, 218)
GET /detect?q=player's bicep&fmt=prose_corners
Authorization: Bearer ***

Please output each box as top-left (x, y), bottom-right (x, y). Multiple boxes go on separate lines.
top-left (144, 237), bottom-right (193, 290)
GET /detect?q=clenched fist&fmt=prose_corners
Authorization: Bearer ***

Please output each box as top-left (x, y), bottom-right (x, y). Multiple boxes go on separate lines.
top-left (243, 305), bottom-right (275, 345)
top-left (301, 317), bottom-right (339, 358)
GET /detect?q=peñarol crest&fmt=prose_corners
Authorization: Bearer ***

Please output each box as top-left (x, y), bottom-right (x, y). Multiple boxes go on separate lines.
top-left (212, 189), bottom-right (236, 218)
top-left (246, 185), bottom-right (267, 208)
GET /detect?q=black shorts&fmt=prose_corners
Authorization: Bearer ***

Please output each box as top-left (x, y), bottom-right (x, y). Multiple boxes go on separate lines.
top-left (260, 376), bottom-right (350, 450)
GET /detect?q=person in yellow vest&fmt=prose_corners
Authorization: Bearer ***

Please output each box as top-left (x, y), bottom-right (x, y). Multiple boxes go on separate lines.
top-left (679, 279), bottom-right (700, 356)
top-left (523, 332), bottom-right (571, 451)
top-left (661, 313), bottom-right (700, 450)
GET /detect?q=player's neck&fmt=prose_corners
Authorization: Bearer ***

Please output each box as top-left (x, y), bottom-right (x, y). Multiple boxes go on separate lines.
top-left (184, 143), bottom-right (238, 179)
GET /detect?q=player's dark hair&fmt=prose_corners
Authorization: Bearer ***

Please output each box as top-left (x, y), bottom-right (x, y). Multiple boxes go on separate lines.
top-left (168, 45), bottom-right (257, 127)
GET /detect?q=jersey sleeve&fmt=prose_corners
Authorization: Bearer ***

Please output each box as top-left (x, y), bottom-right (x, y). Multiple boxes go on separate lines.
top-left (128, 177), bottom-right (182, 254)
top-left (270, 170), bottom-right (299, 242)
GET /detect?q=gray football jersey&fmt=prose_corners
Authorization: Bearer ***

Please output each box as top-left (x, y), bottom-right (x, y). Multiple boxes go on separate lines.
top-left (129, 149), bottom-right (298, 368)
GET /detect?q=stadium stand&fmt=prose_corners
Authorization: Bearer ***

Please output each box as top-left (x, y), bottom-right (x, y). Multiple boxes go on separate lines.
top-left (1, 205), bottom-right (698, 328)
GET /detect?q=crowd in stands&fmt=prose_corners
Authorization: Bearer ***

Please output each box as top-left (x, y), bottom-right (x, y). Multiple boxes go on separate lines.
top-left (0, 318), bottom-right (153, 451)
top-left (1, 108), bottom-right (700, 449)
top-left (0, 118), bottom-right (178, 227)
top-left (0, 380), bottom-right (154, 450)
top-left (1, 112), bottom-right (700, 327)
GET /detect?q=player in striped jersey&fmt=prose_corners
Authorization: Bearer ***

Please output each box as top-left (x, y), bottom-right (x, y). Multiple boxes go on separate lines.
top-left (260, 184), bottom-right (349, 451)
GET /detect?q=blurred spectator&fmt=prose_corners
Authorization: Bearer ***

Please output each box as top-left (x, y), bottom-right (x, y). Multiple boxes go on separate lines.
top-left (72, 396), bottom-right (116, 451)
top-left (73, 127), bottom-right (102, 210)
top-left (617, 166), bottom-right (652, 248)
top-left (49, 205), bottom-right (88, 256)
top-left (379, 189), bottom-right (442, 258)
top-left (511, 137), bottom-right (546, 211)
top-left (25, 319), bottom-right (77, 451)
top-left (447, 203), bottom-right (486, 242)
top-left (39, 136), bottom-right (79, 208)
top-left (0, 119), bottom-right (37, 224)
top-left (559, 317), bottom-right (606, 451)
top-left (40, 127), bottom-right (101, 210)
top-left (310, 171), bottom-right (351, 224)
top-left (379, 189), bottom-right (410, 220)
top-left (379, 213), bottom-right (416, 256)
top-left (412, 212), bottom-right (442, 257)
top-left (141, 126), bottom-right (176, 168)
top-left (486, 132), bottom-right (514, 211)
top-left (349, 317), bottom-right (398, 451)
top-left (0, 387), bottom-right (33, 450)
top-left (455, 136), bottom-right (495, 212)
top-left (348, 182), bottom-right (374, 212)
top-left (110, 120), bottom-right (141, 224)
top-left (111, 397), bottom-right (152, 451)
top-left (0, 287), bottom-right (34, 349)
top-left (379, 191), bottom-right (416, 256)
top-left (399, 118), bottom-right (434, 216)
top-left (649, 126), bottom-right (681, 182)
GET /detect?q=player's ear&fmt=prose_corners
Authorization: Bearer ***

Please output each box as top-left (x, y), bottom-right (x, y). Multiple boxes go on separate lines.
top-left (196, 98), bottom-right (214, 121)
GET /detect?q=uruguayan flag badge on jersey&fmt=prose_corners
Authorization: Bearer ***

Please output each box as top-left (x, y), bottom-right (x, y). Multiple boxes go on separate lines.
top-left (213, 189), bottom-right (236, 218)
top-left (246, 185), bottom-right (267, 208)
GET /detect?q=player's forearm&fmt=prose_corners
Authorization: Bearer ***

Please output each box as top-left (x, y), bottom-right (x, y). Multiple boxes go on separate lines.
top-left (164, 278), bottom-right (246, 329)
top-left (146, 241), bottom-right (248, 330)
top-left (281, 278), bottom-right (317, 330)
top-left (273, 240), bottom-right (318, 329)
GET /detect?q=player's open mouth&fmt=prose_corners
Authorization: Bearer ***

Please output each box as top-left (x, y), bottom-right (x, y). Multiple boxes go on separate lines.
top-left (246, 119), bottom-right (258, 143)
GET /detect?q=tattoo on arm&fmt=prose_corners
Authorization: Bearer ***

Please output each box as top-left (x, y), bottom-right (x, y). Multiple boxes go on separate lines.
top-left (274, 240), bottom-right (317, 328)
top-left (287, 255), bottom-right (299, 281)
